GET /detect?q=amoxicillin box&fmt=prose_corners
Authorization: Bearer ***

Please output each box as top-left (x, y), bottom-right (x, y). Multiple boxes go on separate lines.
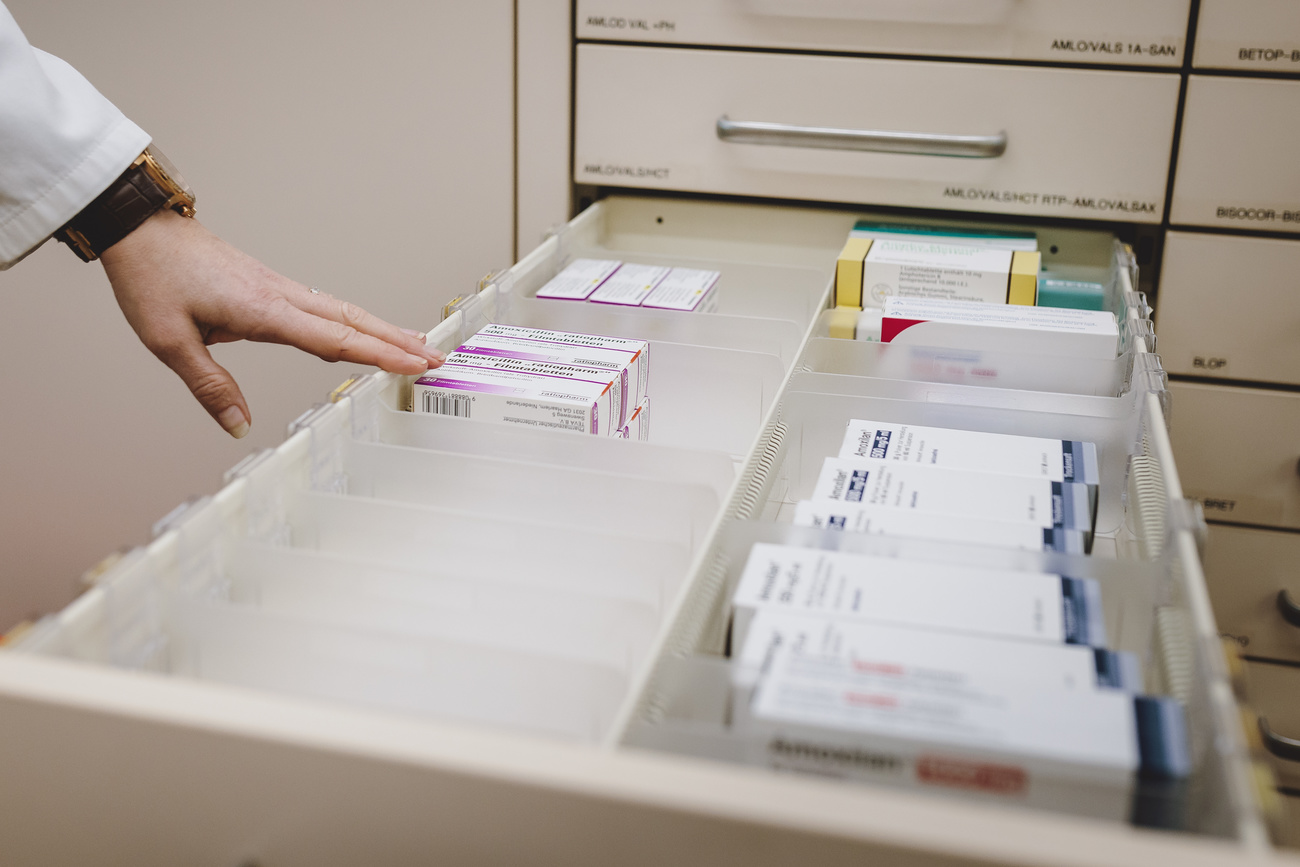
top-left (472, 324), bottom-right (649, 406)
top-left (617, 398), bottom-right (649, 441)
top-left (812, 457), bottom-right (1096, 535)
top-left (534, 258), bottom-right (622, 300)
top-left (838, 419), bottom-right (1100, 499)
top-left (455, 332), bottom-right (643, 427)
top-left (792, 501), bottom-right (1089, 554)
top-left (413, 354), bottom-right (618, 435)
top-left (730, 543), bottom-right (1107, 655)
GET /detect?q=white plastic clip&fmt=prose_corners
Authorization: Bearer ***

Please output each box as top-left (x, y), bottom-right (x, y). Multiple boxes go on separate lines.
top-left (1166, 498), bottom-right (1208, 562)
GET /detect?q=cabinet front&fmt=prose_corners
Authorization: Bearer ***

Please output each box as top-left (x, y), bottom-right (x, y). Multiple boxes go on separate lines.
top-left (1157, 232), bottom-right (1300, 385)
top-left (1171, 76), bottom-right (1300, 233)
top-left (1204, 525), bottom-right (1300, 664)
top-left (576, 0), bottom-right (1190, 66)
top-left (1169, 382), bottom-right (1300, 530)
top-left (1194, 0), bottom-right (1300, 72)
top-left (1245, 660), bottom-right (1300, 787)
top-left (575, 45), bottom-right (1180, 222)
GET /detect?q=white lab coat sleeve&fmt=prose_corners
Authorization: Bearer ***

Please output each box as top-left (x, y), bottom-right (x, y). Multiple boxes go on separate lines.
top-left (0, 2), bottom-right (151, 269)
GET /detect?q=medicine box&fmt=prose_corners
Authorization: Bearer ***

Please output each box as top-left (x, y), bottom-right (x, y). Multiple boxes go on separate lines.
top-left (642, 268), bottom-right (721, 312)
top-left (413, 354), bottom-right (619, 436)
top-left (812, 457), bottom-right (1097, 536)
top-left (838, 419), bottom-right (1100, 487)
top-left (455, 332), bottom-right (643, 426)
top-left (791, 501), bottom-right (1090, 554)
top-left (471, 324), bottom-right (650, 407)
top-left (617, 398), bottom-right (650, 441)
top-left (535, 258), bottom-right (623, 301)
top-left (875, 296), bottom-right (1120, 360)
top-left (738, 622), bottom-right (1186, 823)
top-left (589, 263), bottom-right (671, 306)
top-left (836, 238), bottom-right (1040, 309)
top-left (729, 543), bottom-right (1107, 655)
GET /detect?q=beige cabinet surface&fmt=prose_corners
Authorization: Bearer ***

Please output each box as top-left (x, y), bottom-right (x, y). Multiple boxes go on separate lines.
top-left (1195, 0), bottom-right (1300, 71)
top-left (1204, 524), bottom-right (1300, 664)
top-left (1156, 232), bottom-right (1300, 385)
top-left (576, 0), bottom-right (1190, 65)
top-left (0, 0), bottom-right (515, 630)
top-left (1171, 76), bottom-right (1300, 233)
top-left (1168, 382), bottom-right (1300, 530)
top-left (1246, 660), bottom-right (1300, 788)
top-left (575, 45), bottom-right (1179, 223)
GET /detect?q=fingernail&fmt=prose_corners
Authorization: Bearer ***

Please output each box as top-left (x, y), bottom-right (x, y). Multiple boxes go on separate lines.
top-left (428, 349), bottom-right (447, 364)
top-left (218, 406), bottom-right (250, 439)
top-left (402, 328), bottom-right (427, 341)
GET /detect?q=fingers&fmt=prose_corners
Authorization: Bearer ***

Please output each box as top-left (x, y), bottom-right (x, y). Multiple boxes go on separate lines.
top-left (255, 300), bottom-right (436, 375)
top-left (289, 288), bottom-right (444, 366)
top-left (161, 335), bottom-right (252, 438)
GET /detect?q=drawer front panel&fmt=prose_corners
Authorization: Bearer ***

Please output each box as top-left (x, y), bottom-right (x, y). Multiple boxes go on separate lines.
top-left (1157, 232), bottom-right (1300, 385)
top-left (1285, 792), bottom-right (1300, 850)
top-left (1169, 382), bottom-right (1300, 529)
top-left (576, 45), bottom-right (1179, 222)
top-left (576, 1), bottom-right (1190, 66)
top-left (1204, 525), bottom-right (1300, 664)
top-left (1245, 660), bottom-right (1300, 788)
top-left (1195, 0), bottom-right (1300, 71)
top-left (1171, 76), bottom-right (1300, 233)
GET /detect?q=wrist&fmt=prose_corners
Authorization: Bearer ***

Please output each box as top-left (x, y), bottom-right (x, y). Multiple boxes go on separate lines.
top-left (99, 208), bottom-right (188, 269)
top-left (57, 147), bottom-right (196, 262)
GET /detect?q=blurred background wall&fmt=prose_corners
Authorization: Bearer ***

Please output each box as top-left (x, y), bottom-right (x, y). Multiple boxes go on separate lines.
top-left (0, 0), bottom-right (515, 628)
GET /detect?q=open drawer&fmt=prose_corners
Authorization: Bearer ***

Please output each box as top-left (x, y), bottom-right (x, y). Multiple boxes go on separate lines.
top-left (0, 196), bottom-right (1283, 864)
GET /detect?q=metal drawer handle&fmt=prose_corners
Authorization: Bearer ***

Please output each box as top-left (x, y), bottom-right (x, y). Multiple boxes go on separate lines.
top-left (1278, 589), bottom-right (1300, 628)
top-left (716, 116), bottom-right (1007, 159)
top-left (1259, 716), bottom-right (1300, 763)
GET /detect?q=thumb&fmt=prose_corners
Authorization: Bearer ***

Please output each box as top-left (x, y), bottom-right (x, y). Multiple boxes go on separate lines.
top-left (165, 339), bottom-right (252, 438)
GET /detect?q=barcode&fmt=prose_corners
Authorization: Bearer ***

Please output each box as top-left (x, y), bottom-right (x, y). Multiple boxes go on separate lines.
top-left (423, 392), bottom-right (472, 417)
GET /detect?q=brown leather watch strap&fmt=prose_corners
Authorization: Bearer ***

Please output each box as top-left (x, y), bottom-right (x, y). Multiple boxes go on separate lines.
top-left (57, 159), bottom-right (173, 262)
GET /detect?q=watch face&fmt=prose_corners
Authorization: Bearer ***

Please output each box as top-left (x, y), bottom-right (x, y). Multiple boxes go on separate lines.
top-left (144, 146), bottom-right (194, 200)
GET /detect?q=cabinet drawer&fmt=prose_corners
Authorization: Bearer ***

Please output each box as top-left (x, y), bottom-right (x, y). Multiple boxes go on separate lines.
top-left (576, 0), bottom-right (1190, 66)
top-left (1156, 232), bottom-right (1300, 385)
top-left (1285, 792), bottom-right (1300, 850)
top-left (0, 198), bottom-right (1271, 863)
top-left (1168, 382), bottom-right (1300, 529)
top-left (575, 45), bottom-right (1179, 222)
top-left (1195, 0), bottom-right (1300, 72)
top-left (1170, 77), bottom-right (1300, 233)
top-left (1246, 660), bottom-right (1300, 788)
top-left (1204, 524), bottom-right (1300, 664)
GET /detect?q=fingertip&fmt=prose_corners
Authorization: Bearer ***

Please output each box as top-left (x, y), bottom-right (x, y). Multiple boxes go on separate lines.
top-left (389, 353), bottom-right (429, 375)
top-left (218, 405), bottom-right (250, 439)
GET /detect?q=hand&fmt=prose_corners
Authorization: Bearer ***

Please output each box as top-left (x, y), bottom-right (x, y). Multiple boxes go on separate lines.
top-left (100, 209), bottom-right (445, 438)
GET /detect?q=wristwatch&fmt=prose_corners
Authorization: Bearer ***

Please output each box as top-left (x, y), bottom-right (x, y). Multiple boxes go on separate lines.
top-left (56, 146), bottom-right (196, 262)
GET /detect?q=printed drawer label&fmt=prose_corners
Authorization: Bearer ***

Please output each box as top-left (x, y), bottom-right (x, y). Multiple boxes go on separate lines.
top-left (1186, 490), bottom-right (1285, 525)
top-left (1175, 198), bottom-right (1300, 231)
top-left (576, 155), bottom-right (1163, 221)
